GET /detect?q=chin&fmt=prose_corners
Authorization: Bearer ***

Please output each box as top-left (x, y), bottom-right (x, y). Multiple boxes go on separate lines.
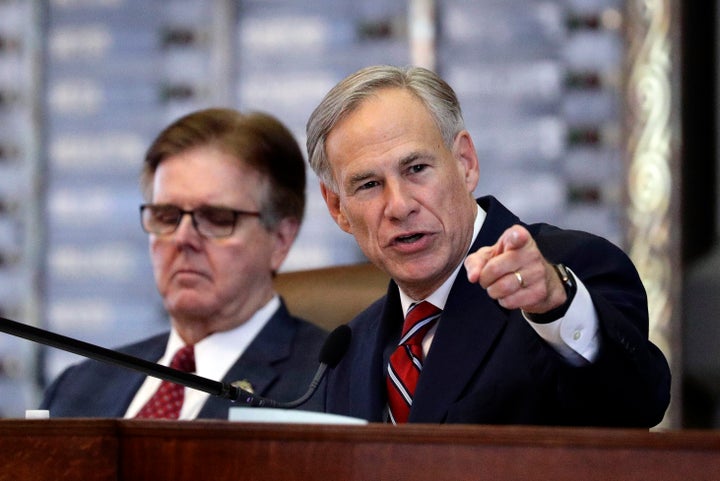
top-left (396, 262), bottom-right (448, 292)
top-left (166, 297), bottom-right (215, 319)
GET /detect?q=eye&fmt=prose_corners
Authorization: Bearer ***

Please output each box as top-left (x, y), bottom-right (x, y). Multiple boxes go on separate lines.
top-left (198, 207), bottom-right (236, 226)
top-left (357, 180), bottom-right (380, 191)
top-left (408, 163), bottom-right (427, 174)
top-left (153, 206), bottom-right (181, 224)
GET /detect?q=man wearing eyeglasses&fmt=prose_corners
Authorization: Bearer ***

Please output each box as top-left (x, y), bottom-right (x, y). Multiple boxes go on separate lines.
top-left (41, 108), bottom-right (329, 419)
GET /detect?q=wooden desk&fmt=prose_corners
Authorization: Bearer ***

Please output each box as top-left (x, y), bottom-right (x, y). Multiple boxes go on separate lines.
top-left (1, 420), bottom-right (719, 481)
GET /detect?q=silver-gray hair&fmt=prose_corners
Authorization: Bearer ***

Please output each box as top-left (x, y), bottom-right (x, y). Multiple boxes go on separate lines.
top-left (306, 65), bottom-right (465, 192)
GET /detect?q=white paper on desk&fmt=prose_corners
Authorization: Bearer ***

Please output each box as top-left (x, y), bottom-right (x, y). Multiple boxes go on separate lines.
top-left (228, 407), bottom-right (367, 425)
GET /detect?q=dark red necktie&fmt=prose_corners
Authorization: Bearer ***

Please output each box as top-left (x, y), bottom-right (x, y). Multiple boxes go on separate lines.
top-left (386, 301), bottom-right (441, 424)
top-left (135, 344), bottom-right (195, 419)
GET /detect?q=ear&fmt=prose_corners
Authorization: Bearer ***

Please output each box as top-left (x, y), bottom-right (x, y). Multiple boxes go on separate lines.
top-left (320, 182), bottom-right (352, 234)
top-left (269, 217), bottom-right (300, 272)
top-left (453, 131), bottom-right (480, 192)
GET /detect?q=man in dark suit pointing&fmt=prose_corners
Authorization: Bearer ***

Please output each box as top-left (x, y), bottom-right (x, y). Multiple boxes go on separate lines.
top-left (306, 65), bottom-right (671, 426)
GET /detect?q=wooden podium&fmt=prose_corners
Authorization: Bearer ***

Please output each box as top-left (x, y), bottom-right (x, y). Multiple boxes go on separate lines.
top-left (1, 420), bottom-right (719, 481)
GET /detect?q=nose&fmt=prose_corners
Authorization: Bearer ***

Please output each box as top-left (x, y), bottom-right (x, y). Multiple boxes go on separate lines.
top-left (173, 212), bottom-right (202, 245)
top-left (383, 179), bottom-right (416, 221)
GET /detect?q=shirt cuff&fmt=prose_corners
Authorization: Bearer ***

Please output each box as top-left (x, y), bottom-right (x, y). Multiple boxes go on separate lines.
top-left (523, 270), bottom-right (600, 366)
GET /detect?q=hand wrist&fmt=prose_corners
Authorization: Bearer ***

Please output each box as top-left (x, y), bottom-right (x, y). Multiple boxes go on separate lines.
top-left (524, 264), bottom-right (577, 324)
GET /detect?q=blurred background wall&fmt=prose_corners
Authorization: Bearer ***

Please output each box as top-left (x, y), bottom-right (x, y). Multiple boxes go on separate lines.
top-left (0, 0), bottom-right (715, 429)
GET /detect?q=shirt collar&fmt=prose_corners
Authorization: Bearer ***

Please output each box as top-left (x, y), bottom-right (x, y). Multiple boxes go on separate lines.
top-left (164, 295), bottom-right (280, 380)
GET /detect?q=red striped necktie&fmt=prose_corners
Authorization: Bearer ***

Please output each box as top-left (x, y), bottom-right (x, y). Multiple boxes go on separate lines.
top-left (386, 301), bottom-right (441, 424)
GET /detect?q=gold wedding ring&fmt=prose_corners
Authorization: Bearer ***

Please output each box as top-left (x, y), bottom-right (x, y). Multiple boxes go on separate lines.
top-left (514, 271), bottom-right (525, 288)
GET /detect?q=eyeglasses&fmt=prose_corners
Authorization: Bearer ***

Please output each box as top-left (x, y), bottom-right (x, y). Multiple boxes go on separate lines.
top-left (140, 204), bottom-right (261, 238)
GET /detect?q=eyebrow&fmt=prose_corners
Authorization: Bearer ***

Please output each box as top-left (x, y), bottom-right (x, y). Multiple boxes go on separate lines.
top-left (344, 151), bottom-right (429, 191)
top-left (347, 171), bottom-right (374, 187)
top-left (399, 151), bottom-right (425, 167)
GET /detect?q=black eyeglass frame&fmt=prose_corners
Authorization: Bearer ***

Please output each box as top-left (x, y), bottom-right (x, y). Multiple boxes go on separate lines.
top-left (139, 203), bottom-right (262, 238)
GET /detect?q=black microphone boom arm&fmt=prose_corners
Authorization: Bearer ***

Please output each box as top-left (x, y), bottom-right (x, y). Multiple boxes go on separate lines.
top-left (0, 317), bottom-right (351, 409)
top-left (0, 316), bottom-right (247, 403)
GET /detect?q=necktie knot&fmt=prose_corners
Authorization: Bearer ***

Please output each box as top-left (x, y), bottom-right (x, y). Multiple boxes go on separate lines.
top-left (400, 301), bottom-right (441, 344)
top-left (170, 344), bottom-right (196, 373)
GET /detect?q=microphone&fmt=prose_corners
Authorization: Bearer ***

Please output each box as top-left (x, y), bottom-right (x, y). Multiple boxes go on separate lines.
top-left (0, 316), bottom-right (351, 409)
top-left (251, 323), bottom-right (351, 409)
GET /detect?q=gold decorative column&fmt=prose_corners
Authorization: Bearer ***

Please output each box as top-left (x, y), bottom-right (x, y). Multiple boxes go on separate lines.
top-left (624, 0), bottom-right (681, 428)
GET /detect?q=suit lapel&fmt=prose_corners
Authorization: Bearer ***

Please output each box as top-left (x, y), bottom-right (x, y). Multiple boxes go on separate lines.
top-left (410, 268), bottom-right (508, 422)
top-left (346, 284), bottom-right (403, 422)
top-left (113, 334), bottom-right (168, 416)
top-left (198, 304), bottom-right (295, 418)
top-left (410, 196), bottom-right (521, 422)
top-left (96, 369), bottom-right (149, 417)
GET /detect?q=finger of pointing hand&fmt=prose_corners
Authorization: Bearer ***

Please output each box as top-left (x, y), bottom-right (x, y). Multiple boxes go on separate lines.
top-left (501, 226), bottom-right (531, 252)
top-left (465, 248), bottom-right (493, 283)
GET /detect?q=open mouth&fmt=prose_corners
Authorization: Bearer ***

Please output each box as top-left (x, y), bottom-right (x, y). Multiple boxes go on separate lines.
top-left (395, 233), bottom-right (424, 244)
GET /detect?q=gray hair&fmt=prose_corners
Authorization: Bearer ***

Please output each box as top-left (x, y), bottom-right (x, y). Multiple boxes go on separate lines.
top-left (306, 65), bottom-right (465, 191)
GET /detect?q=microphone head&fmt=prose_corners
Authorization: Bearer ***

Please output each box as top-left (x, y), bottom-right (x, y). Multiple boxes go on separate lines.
top-left (318, 324), bottom-right (352, 368)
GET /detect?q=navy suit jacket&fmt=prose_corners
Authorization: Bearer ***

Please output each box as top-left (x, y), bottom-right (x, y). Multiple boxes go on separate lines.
top-left (41, 301), bottom-right (328, 418)
top-left (322, 196), bottom-right (671, 427)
